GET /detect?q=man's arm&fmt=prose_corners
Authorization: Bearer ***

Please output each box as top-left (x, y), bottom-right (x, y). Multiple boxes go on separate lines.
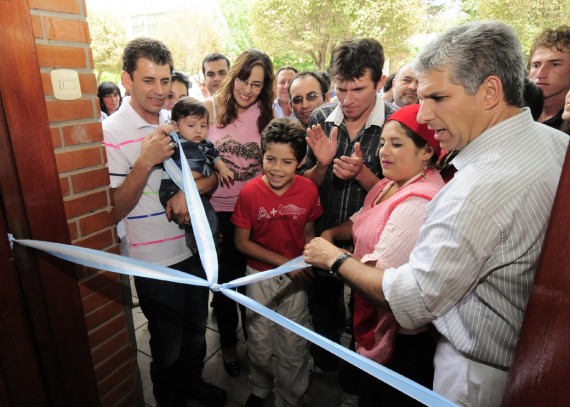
top-left (112, 124), bottom-right (175, 222)
top-left (304, 236), bottom-right (387, 307)
top-left (303, 125), bottom-right (338, 186)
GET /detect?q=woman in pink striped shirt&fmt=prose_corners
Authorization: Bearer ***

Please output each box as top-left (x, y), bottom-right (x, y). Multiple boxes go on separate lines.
top-left (320, 104), bottom-right (444, 406)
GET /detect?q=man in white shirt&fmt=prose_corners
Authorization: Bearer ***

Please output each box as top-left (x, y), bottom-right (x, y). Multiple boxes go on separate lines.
top-left (103, 37), bottom-right (225, 407)
top-left (304, 21), bottom-right (569, 406)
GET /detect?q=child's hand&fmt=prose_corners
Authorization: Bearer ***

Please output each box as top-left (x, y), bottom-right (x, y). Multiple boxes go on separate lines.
top-left (287, 267), bottom-right (313, 288)
top-left (218, 168), bottom-right (235, 187)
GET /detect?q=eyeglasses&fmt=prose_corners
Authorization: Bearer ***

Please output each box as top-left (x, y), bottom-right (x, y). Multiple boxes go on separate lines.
top-left (235, 77), bottom-right (264, 92)
top-left (291, 92), bottom-right (325, 105)
top-left (104, 93), bottom-right (120, 99)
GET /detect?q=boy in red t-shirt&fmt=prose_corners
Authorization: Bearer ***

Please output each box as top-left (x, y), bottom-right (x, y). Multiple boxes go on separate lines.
top-left (232, 118), bottom-right (323, 407)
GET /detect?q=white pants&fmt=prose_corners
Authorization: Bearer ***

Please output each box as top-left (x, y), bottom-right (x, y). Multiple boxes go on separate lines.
top-left (245, 266), bottom-right (310, 407)
top-left (433, 337), bottom-right (509, 407)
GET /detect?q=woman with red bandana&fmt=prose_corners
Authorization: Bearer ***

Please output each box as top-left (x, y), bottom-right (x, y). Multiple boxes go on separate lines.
top-left (320, 104), bottom-right (444, 406)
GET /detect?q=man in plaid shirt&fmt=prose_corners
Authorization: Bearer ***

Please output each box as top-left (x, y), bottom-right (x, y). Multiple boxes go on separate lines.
top-left (302, 38), bottom-right (397, 402)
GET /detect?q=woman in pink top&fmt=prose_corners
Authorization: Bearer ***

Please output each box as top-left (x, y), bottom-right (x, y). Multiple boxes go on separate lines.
top-left (203, 49), bottom-right (275, 378)
top-left (318, 104), bottom-right (444, 406)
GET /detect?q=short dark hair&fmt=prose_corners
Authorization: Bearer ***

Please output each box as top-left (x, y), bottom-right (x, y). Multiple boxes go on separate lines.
top-left (122, 37), bottom-right (173, 79)
top-left (383, 73), bottom-right (396, 92)
top-left (202, 53), bottom-right (231, 75)
top-left (171, 70), bottom-right (191, 91)
top-left (97, 81), bottom-right (122, 114)
top-left (289, 71), bottom-right (329, 97)
top-left (171, 97), bottom-right (209, 123)
top-left (261, 118), bottom-right (307, 163)
top-left (316, 71), bottom-right (332, 89)
top-left (330, 38), bottom-right (385, 85)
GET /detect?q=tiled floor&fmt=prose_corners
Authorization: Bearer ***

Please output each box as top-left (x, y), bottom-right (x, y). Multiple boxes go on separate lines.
top-left (130, 278), bottom-right (350, 407)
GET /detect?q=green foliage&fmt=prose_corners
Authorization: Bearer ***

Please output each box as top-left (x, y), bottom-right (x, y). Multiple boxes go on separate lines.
top-left (460, 0), bottom-right (570, 52)
top-left (87, 12), bottom-right (127, 82)
top-left (219, 0), bottom-right (255, 61)
top-left (251, 0), bottom-right (427, 71)
top-left (152, 9), bottom-right (227, 76)
top-left (271, 53), bottom-right (318, 72)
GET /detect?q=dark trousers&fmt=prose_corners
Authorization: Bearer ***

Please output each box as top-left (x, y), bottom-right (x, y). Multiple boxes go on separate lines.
top-left (213, 211), bottom-right (247, 348)
top-left (309, 269), bottom-right (346, 371)
top-left (134, 255), bottom-right (208, 397)
top-left (358, 331), bottom-right (437, 407)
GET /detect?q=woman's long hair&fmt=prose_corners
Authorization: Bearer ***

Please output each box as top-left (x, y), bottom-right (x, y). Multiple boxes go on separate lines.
top-left (216, 49), bottom-right (275, 133)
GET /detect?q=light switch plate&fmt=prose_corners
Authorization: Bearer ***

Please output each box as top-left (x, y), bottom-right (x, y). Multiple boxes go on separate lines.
top-left (51, 69), bottom-right (82, 100)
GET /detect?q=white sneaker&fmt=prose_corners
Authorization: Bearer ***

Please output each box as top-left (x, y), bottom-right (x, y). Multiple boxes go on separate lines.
top-left (340, 392), bottom-right (359, 407)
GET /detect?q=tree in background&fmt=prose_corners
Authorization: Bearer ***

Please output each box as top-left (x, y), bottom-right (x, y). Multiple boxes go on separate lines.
top-left (250, 0), bottom-right (427, 71)
top-left (88, 12), bottom-right (127, 83)
top-left (153, 9), bottom-right (227, 76)
top-left (461, 0), bottom-right (570, 52)
top-left (219, 0), bottom-right (255, 60)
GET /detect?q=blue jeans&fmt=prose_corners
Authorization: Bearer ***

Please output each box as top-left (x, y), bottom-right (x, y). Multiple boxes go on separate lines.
top-left (134, 255), bottom-right (208, 396)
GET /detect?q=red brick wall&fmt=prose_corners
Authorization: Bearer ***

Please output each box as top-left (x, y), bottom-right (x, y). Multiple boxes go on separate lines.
top-left (29, 1), bottom-right (140, 406)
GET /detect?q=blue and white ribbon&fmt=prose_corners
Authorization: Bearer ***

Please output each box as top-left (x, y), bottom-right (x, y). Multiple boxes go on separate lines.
top-left (8, 140), bottom-right (457, 407)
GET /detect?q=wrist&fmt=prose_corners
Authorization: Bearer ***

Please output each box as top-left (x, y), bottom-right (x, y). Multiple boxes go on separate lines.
top-left (329, 252), bottom-right (352, 278)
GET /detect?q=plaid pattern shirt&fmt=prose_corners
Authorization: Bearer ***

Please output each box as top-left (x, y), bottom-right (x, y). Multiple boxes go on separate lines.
top-left (303, 96), bottom-right (397, 235)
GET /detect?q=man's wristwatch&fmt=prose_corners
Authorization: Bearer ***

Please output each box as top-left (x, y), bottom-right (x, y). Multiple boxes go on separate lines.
top-left (329, 252), bottom-right (352, 278)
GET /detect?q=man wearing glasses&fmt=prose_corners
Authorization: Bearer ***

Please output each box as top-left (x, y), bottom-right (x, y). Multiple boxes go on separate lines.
top-left (288, 71), bottom-right (331, 127)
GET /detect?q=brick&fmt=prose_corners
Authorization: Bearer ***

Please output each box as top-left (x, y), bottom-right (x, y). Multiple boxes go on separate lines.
top-left (31, 14), bottom-right (44, 39)
top-left (28, 0), bottom-right (82, 14)
top-left (98, 359), bottom-right (137, 400)
top-left (55, 145), bottom-right (102, 173)
top-left (60, 176), bottom-right (70, 196)
top-left (107, 245), bottom-right (121, 256)
top-left (85, 296), bottom-right (124, 330)
top-left (100, 374), bottom-right (137, 407)
top-left (51, 126), bottom-right (62, 147)
top-left (79, 209), bottom-right (115, 236)
top-left (95, 344), bottom-right (133, 381)
top-left (80, 73), bottom-right (98, 95)
top-left (44, 17), bottom-right (89, 43)
top-left (72, 168), bottom-right (110, 193)
top-left (82, 278), bottom-right (122, 315)
top-left (37, 44), bottom-right (87, 69)
top-left (80, 270), bottom-right (120, 298)
top-left (91, 329), bottom-right (130, 366)
top-left (47, 99), bottom-right (94, 122)
top-left (106, 388), bottom-right (137, 407)
top-left (63, 122), bottom-right (103, 146)
top-left (68, 220), bottom-right (78, 241)
top-left (64, 189), bottom-right (108, 218)
top-left (75, 265), bottom-right (101, 281)
top-left (88, 313), bottom-right (127, 348)
top-left (74, 228), bottom-right (114, 250)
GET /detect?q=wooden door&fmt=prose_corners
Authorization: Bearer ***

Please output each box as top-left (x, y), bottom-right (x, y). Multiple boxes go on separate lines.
top-left (0, 1), bottom-right (99, 406)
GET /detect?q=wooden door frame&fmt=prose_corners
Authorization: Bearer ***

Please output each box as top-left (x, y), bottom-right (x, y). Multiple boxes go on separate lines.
top-left (0, 1), bottom-right (98, 405)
